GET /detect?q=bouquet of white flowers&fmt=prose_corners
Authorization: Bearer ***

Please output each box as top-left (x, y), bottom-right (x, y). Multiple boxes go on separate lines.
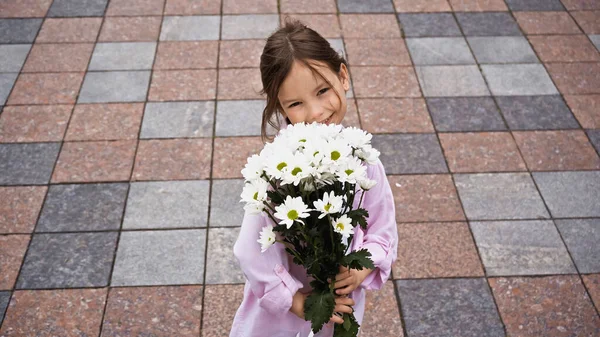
top-left (240, 122), bottom-right (381, 337)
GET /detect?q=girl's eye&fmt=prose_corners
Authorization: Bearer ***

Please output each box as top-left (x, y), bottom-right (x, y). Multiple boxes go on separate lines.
top-left (288, 102), bottom-right (300, 108)
top-left (318, 87), bottom-right (330, 95)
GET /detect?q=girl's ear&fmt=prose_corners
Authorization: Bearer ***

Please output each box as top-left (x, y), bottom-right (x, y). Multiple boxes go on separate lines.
top-left (339, 63), bottom-right (350, 91)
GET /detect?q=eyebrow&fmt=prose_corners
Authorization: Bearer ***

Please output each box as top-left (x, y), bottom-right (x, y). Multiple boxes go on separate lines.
top-left (280, 82), bottom-right (328, 106)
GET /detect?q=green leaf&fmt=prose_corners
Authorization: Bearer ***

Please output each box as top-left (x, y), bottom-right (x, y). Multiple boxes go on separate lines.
top-left (341, 249), bottom-right (375, 271)
top-left (266, 190), bottom-right (283, 205)
top-left (347, 209), bottom-right (369, 229)
top-left (334, 313), bottom-right (360, 337)
top-left (304, 291), bottom-right (335, 333)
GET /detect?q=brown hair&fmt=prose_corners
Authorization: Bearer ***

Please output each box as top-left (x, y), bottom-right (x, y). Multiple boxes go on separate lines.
top-left (259, 17), bottom-right (349, 142)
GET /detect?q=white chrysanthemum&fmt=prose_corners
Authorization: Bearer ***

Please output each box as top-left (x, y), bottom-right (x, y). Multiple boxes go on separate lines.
top-left (273, 196), bottom-right (311, 228)
top-left (313, 191), bottom-right (344, 219)
top-left (301, 141), bottom-right (325, 166)
top-left (355, 144), bottom-right (380, 165)
top-left (264, 151), bottom-right (295, 180)
top-left (337, 157), bottom-right (367, 184)
top-left (281, 153), bottom-right (315, 186)
top-left (241, 154), bottom-right (264, 181)
top-left (358, 178), bottom-right (377, 191)
top-left (321, 138), bottom-right (352, 167)
top-left (332, 214), bottom-right (354, 242)
top-left (341, 127), bottom-right (372, 149)
top-left (241, 179), bottom-right (268, 203)
top-left (257, 224), bottom-right (276, 252)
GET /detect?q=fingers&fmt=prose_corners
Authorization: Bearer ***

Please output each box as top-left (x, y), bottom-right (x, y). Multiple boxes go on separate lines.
top-left (334, 274), bottom-right (355, 289)
top-left (328, 298), bottom-right (356, 324)
top-left (335, 269), bottom-right (351, 282)
top-left (335, 296), bottom-right (355, 307)
top-left (329, 313), bottom-right (344, 324)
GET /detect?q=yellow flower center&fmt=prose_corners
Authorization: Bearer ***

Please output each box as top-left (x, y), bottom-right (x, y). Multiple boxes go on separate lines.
top-left (277, 162), bottom-right (287, 171)
top-left (331, 151), bottom-right (341, 161)
top-left (324, 203), bottom-right (332, 212)
top-left (287, 210), bottom-right (299, 220)
top-left (345, 169), bottom-right (354, 175)
top-left (291, 167), bottom-right (302, 176)
top-left (336, 222), bottom-right (345, 231)
top-left (253, 192), bottom-right (258, 200)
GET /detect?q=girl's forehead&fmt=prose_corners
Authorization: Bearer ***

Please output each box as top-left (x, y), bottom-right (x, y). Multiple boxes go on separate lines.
top-left (279, 60), bottom-right (335, 98)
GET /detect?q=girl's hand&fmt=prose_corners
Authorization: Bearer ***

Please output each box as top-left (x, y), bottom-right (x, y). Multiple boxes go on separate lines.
top-left (329, 296), bottom-right (355, 324)
top-left (290, 291), bottom-right (309, 319)
top-left (331, 266), bottom-right (373, 296)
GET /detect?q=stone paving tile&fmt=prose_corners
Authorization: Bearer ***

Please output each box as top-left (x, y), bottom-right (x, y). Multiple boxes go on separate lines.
top-left (533, 171), bottom-right (600, 217)
top-left (360, 281), bottom-right (404, 337)
top-left (132, 138), bottom-right (212, 181)
top-left (102, 286), bottom-right (203, 337)
top-left (416, 65), bottom-right (490, 97)
top-left (571, 10), bottom-right (600, 34)
top-left (561, 0), bottom-right (600, 10)
top-left (514, 11), bottom-right (582, 34)
top-left (482, 64), bottom-right (558, 96)
top-left (406, 37), bottom-right (475, 66)
top-left (99, 16), bottom-right (162, 42)
top-left (149, 69), bottom-right (217, 101)
top-left (52, 140), bottom-right (137, 183)
top-left (279, 0), bottom-right (337, 13)
top-left (339, 14), bottom-right (402, 39)
top-left (0, 105), bottom-right (72, 143)
top-left (528, 35), bottom-right (600, 63)
top-left (338, 0), bottom-right (395, 13)
top-left (0, 186), bottom-right (47, 234)
top-left (372, 134), bottom-right (448, 174)
top-left (22, 43), bottom-right (94, 73)
top-left (106, 0), bottom-right (165, 16)
top-left (219, 40), bottom-right (265, 68)
top-left (394, 0), bottom-right (452, 12)
top-left (0, 0), bottom-right (53, 18)
top-left (0, 235), bottom-right (30, 290)
top-left (65, 103), bottom-right (143, 141)
top-left (79, 71), bottom-right (151, 103)
top-left (141, 101), bottom-right (214, 138)
top-left (439, 132), bottom-right (527, 173)
top-left (590, 34), bottom-right (600, 50)
top-left (0, 73), bottom-right (18, 106)
top-left (222, 15), bottom-right (279, 40)
top-left (343, 98), bottom-right (361, 129)
top-left (397, 278), bottom-right (505, 337)
top-left (36, 18), bottom-right (102, 43)
top-left (467, 36), bottom-right (539, 64)
top-left (454, 173), bottom-right (550, 220)
top-left (556, 219), bottom-right (600, 273)
top-left (398, 13), bottom-right (462, 37)
top-left (160, 16), bottom-right (220, 41)
top-left (345, 39), bottom-right (412, 67)
top-left (582, 274), bottom-right (600, 311)
top-left (0, 291), bottom-right (9, 326)
top-left (357, 98), bottom-right (434, 133)
top-left (352, 66), bottom-right (420, 98)
top-left (202, 284), bottom-right (245, 337)
top-left (217, 68), bottom-right (263, 100)
top-left (37, 183), bottom-right (128, 232)
top-left (456, 12), bottom-right (523, 36)
top-left (426, 97), bottom-right (507, 132)
top-left (16, 232), bottom-right (117, 289)
top-left (8, 72), bottom-right (84, 105)
top-left (0, 143), bottom-right (60, 186)
top-left (388, 174), bottom-right (466, 222)
top-left (0, 19), bottom-right (43, 43)
top-left (222, 0), bottom-right (276, 14)
top-left (471, 220), bottom-right (576, 276)
top-left (48, 0), bottom-right (108, 17)
top-left (111, 229), bottom-right (205, 286)
top-left (496, 95), bottom-right (580, 130)
top-left (327, 38), bottom-right (348, 62)
top-left (0, 44), bottom-right (31, 72)
top-left (213, 137), bottom-right (264, 179)
top-left (216, 100), bottom-right (264, 136)
top-left (547, 63), bottom-right (600, 95)
top-left (448, 0), bottom-right (508, 11)
top-left (489, 276), bottom-right (600, 336)
top-left (155, 41), bottom-right (219, 69)
top-left (123, 180), bottom-right (209, 229)
top-left (280, 14), bottom-right (341, 38)
top-left (505, 0), bottom-right (565, 11)
top-left (394, 222), bottom-right (484, 279)
top-left (209, 179), bottom-right (245, 228)
top-left (89, 42), bottom-right (157, 71)
top-left (588, 129), bottom-right (600, 153)
top-left (0, 289), bottom-right (107, 336)
top-left (167, 0), bottom-right (222, 14)
top-left (206, 227), bottom-right (244, 284)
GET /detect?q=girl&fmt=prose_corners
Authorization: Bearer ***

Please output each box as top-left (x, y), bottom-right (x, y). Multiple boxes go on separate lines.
top-left (231, 19), bottom-right (398, 337)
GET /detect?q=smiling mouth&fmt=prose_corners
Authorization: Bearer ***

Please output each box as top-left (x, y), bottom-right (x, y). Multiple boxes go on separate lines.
top-left (320, 115), bottom-right (333, 124)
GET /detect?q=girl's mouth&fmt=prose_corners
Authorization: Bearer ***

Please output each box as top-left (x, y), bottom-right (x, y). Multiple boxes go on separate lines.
top-left (321, 115), bottom-right (333, 125)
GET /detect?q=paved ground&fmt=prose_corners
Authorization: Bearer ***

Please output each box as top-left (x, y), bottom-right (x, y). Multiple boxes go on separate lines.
top-left (1, 0), bottom-right (600, 336)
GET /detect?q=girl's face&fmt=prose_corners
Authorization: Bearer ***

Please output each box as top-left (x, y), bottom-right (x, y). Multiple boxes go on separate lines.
top-left (277, 60), bottom-right (350, 125)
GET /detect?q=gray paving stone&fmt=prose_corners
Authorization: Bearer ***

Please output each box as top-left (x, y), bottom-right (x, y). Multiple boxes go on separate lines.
top-left (482, 64), bottom-right (558, 96)
top-left (111, 229), bottom-right (206, 286)
top-left (37, 183), bottom-right (128, 232)
top-left (222, 15), bottom-right (279, 40)
top-left (590, 35), bottom-right (600, 51)
top-left (16, 232), bottom-right (118, 289)
top-left (372, 134), bottom-right (448, 174)
top-left (0, 73), bottom-right (18, 105)
top-left (88, 42), bottom-right (157, 71)
top-left (416, 65), bottom-right (490, 97)
top-left (398, 13), bottom-right (462, 37)
top-left (210, 179), bottom-right (245, 227)
top-left (454, 173), bottom-right (550, 220)
top-left (456, 13), bottom-right (522, 36)
top-left (588, 129), bottom-right (600, 153)
top-left (216, 100), bottom-right (264, 136)
top-left (0, 143), bottom-right (60, 186)
top-left (505, 0), bottom-right (565, 11)
top-left (467, 36), bottom-right (538, 64)
top-left (206, 227), bottom-right (244, 284)
top-left (426, 97), bottom-right (507, 132)
top-left (327, 39), bottom-right (354, 98)
top-left (160, 16), bottom-right (220, 41)
top-left (533, 171), bottom-right (600, 218)
top-left (338, 0), bottom-right (394, 12)
top-left (406, 37), bottom-right (475, 66)
top-left (0, 292), bottom-right (11, 326)
top-left (0, 44), bottom-right (31, 72)
top-left (141, 101), bottom-right (214, 138)
top-left (470, 220), bottom-right (576, 276)
top-left (555, 219), bottom-right (600, 273)
top-left (0, 19), bottom-right (43, 43)
top-left (496, 95), bottom-right (579, 130)
top-left (78, 71), bottom-right (151, 103)
top-left (397, 278), bottom-right (504, 337)
top-left (48, 0), bottom-right (109, 17)
top-left (123, 181), bottom-right (210, 229)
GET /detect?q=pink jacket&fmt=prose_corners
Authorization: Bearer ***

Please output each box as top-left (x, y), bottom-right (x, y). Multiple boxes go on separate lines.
top-left (230, 158), bottom-right (398, 337)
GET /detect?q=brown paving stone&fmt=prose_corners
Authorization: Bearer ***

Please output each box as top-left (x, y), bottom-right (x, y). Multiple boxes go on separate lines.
top-left (342, 98), bottom-right (361, 129)
top-left (393, 222), bottom-right (484, 279)
top-left (0, 105), bottom-right (72, 143)
top-left (528, 35), bottom-right (600, 63)
top-left (102, 286), bottom-right (203, 337)
top-left (213, 137), bottom-right (264, 179)
top-left (351, 66), bottom-right (421, 98)
top-left (357, 98), bottom-right (433, 133)
top-left (340, 14), bottom-right (402, 39)
top-left (279, 14), bottom-right (341, 38)
top-left (98, 16), bottom-right (162, 42)
top-left (0, 288), bottom-right (107, 337)
top-left (547, 63), bottom-right (600, 95)
top-left (65, 103), bottom-right (144, 141)
top-left (582, 274), bottom-right (600, 312)
top-left (217, 68), bottom-right (263, 100)
top-left (36, 18), bottom-right (102, 43)
top-left (0, 235), bottom-right (30, 290)
top-left (106, 0), bottom-right (165, 16)
top-left (52, 140), bottom-right (137, 183)
top-left (513, 130), bottom-right (600, 171)
top-left (155, 41), bottom-right (219, 70)
top-left (219, 40), bottom-right (266, 68)
top-left (448, 0), bottom-right (508, 11)
top-left (489, 275), bottom-right (600, 337)
top-left (345, 39), bottom-right (412, 67)
top-left (571, 10), bottom-right (600, 34)
top-left (360, 281), bottom-right (404, 337)
top-left (514, 11), bottom-right (582, 35)
top-left (133, 138), bottom-right (212, 180)
top-left (387, 174), bottom-right (466, 223)
top-left (0, 0), bottom-right (52, 17)
top-left (394, 0), bottom-right (452, 12)
top-left (165, 0), bottom-right (222, 14)
top-left (564, 94), bottom-right (600, 129)
top-left (202, 284), bottom-right (245, 337)
top-left (280, 0), bottom-right (337, 13)
top-left (22, 43), bottom-right (94, 73)
top-left (439, 132), bottom-right (528, 173)
top-left (149, 69), bottom-right (217, 101)
top-left (0, 186), bottom-right (47, 234)
top-left (222, 0), bottom-right (276, 14)
top-left (561, 0), bottom-right (600, 10)
top-left (7, 73), bottom-right (84, 105)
